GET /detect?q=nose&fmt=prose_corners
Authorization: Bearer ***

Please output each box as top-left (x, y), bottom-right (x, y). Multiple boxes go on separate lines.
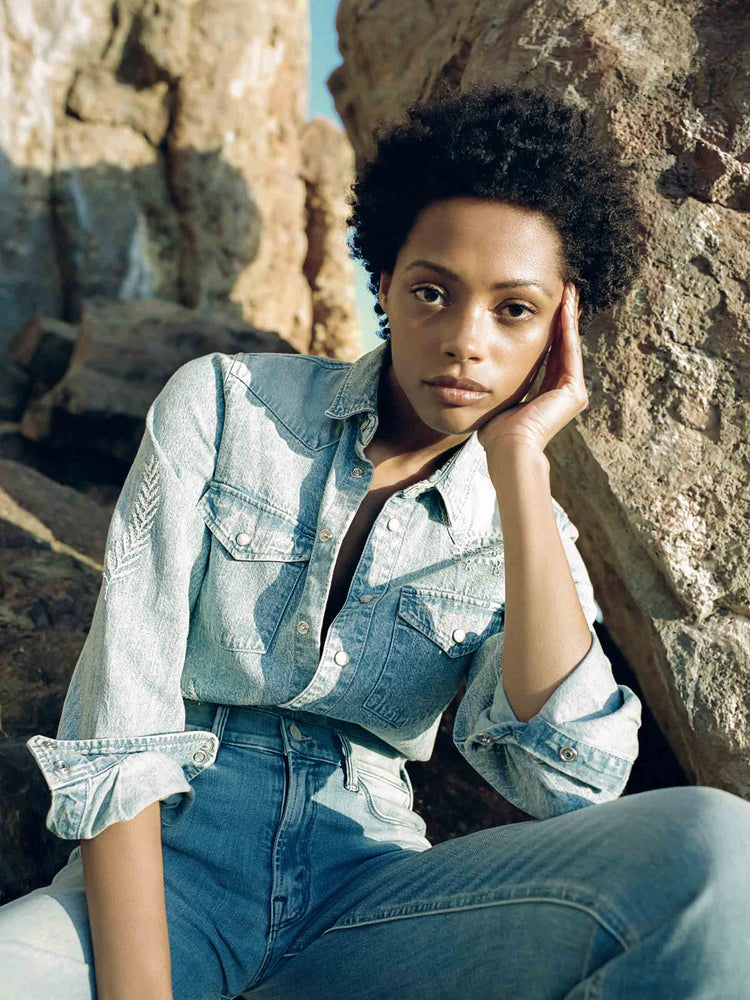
top-left (438, 304), bottom-right (491, 362)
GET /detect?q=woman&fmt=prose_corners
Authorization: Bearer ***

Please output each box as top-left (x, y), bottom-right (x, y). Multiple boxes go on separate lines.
top-left (3, 82), bottom-right (750, 1000)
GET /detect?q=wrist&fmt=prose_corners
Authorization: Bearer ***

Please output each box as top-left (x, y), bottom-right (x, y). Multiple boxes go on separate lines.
top-left (486, 443), bottom-right (550, 485)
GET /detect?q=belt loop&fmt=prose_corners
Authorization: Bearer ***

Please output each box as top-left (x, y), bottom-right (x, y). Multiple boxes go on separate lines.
top-left (336, 730), bottom-right (359, 791)
top-left (210, 704), bottom-right (230, 743)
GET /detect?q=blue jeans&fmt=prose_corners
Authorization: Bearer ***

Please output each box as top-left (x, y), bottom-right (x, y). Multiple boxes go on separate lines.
top-left (3, 700), bottom-right (750, 999)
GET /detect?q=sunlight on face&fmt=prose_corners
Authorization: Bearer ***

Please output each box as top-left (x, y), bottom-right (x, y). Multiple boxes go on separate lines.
top-left (378, 197), bottom-right (567, 440)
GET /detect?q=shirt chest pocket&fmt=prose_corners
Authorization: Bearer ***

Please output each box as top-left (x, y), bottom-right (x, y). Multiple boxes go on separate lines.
top-left (363, 586), bottom-right (505, 729)
top-left (195, 482), bottom-right (315, 653)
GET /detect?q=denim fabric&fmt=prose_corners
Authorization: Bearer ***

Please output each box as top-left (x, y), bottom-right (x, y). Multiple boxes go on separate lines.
top-left (5, 702), bottom-right (750, 999)
top-left (26, 340), bottom-right (641, 841)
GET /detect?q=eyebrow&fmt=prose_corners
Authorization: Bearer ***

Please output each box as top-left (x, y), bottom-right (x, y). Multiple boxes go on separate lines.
top-left (403, 258), bottom-right (554, 298)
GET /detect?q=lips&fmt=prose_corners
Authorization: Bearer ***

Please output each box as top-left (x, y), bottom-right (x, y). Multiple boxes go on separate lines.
top-left (424, 374), bottom-right (489, 392)
top-left (423, 374), bottom-right (490, 408)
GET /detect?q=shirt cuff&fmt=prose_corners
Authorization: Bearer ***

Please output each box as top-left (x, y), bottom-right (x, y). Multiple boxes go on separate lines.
top-left (26, 730), bottom-right (220, 840)
top-left (459, 626), bottom-right (641, 794)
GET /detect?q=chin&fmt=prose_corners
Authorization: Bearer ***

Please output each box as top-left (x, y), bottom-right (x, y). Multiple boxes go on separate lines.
top-left (418, 405), bottom-right (482, 436)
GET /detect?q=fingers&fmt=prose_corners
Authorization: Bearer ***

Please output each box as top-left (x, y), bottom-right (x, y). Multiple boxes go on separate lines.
top-left (536, 282), bottom-right (583, 399)
top-left (562, 282), bottom-right (588, 407)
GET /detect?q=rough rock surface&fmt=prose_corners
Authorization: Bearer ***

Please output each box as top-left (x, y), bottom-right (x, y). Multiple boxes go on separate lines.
top-left (16, 297), bottom-right (298, 465)
top-left (0, 0), bottom-right (361, 358)
top-left (0, 461), bottom-right (113, 900)
top-left (331, 0), bottom-right (750, 797)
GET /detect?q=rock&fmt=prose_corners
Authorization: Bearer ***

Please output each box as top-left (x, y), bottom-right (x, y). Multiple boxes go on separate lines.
top-left (18, 297), bottom-right (298, 464)
top-left (0, 0), bottom-right (361, 359)
top-left (52, 118), bottom-right (183, 312)
top-left (0, 363), bottom-right (31, 422)
top-left (66, 67), bottom-right (172, 146)
top-left (6, 315), bottom-right (78, 394)
top-left (332, 0), bottom-right (750, 799)
top-left (0, 461), bottom-right (111, 899)
top-left (300, 117), bottom-right (361, 362)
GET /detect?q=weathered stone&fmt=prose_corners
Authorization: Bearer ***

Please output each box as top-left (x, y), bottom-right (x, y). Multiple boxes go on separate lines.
top-left (18, 297), bottom-right (298, 463)
top-left (66, 67), bottom-right (172, 146)
top-left (0, 0), bottom-right (361, 361)
top-left (0, 362), bottom-right (31, 422)
top-left (0, 462), bottom-right (111, 899)
top-left (6, 315), bottom-right (78, 394)
top-left (0, 0), bottom-right (113, 342)
top-left (300, 116), bottom-right (361, 362)
top-left (332, 0), bottom-right (750, 798)
top-left (53, 119), bottom-right (182, 312)
top-left (120, 0), bottom-right (193, 85)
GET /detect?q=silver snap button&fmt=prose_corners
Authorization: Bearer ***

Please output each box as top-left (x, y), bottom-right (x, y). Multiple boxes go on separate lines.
top-left (559, 745), bottom-right (578, 762)
top-left (53, 760), bottom-right (69, 771)
top-left (386, 518), bottom-right (400, 531)
top-left (297, 620), bottom-right (310, 634)
top-left (452, 628), bottom-right (466, 643)
top-left (192, 750), bottom-right (207, 763)
top-left (475, 732), bottom-right (493, 746)
top-left (289, 723), bottom-right (303, 740)
top-left (334, 650), bottom-right (349, 666)
top-left (236, 532), bottom-right (251, 546)
top-left (319, 528), bottom-right (332, 541)
top-left (351, 467), bottom-right (364, 478)
top-left (358, 593), bottom-right (373, 603)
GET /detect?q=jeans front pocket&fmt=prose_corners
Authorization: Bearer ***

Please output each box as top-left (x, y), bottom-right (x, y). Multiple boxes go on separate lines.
top-left (355, 762), bottom-right (426, 836)
top-left (195, 481), bottom-right (315, 653)
top-left (362, 586), bottom-right (505, 729)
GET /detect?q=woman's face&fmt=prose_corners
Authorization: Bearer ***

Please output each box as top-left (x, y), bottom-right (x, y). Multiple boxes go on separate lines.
top-left (378, 197), bottom-right (568, 440)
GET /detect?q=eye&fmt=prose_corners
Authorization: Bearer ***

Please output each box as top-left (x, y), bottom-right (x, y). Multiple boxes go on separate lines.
top-left (412, 285), bottom-right (444, 305)
top-left (411, 285), bottom-right (538, 320)
top-left (501, 302), bottom-right (537, 320)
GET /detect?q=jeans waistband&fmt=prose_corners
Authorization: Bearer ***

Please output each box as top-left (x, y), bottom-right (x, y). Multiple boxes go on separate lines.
top-left (182, 698), bottom-right (407, 792)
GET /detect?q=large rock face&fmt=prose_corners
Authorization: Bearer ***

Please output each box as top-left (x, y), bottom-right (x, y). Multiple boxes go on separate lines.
top-left (0, 0), bottom-right (360, 358)
top-left (331, 0), bottom-right (750, 796)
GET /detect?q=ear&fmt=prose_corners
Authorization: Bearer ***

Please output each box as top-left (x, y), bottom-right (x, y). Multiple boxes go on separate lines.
top-left (378, 271), bottom-right (392, 312)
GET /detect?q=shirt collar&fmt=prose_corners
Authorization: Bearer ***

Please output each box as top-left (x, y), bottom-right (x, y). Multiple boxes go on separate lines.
top-left (325, 340), bottom-right (491, 535)
top-left (324, 339), bottom-right (389, 421)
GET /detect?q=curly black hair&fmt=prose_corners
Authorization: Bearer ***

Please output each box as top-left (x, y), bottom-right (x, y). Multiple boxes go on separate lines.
top-left (346, 81), bottom-right (646, 339)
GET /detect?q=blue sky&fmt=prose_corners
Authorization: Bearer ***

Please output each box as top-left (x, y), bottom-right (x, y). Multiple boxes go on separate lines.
top-left (309, 1), bottom-right (380, 355)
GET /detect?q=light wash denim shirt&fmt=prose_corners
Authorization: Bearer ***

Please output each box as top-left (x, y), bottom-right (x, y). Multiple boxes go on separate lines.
top-left (26, 340), bottom-right (642, 840)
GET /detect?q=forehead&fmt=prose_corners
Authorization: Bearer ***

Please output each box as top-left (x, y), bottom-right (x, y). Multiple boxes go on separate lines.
top-left (400, 197), bottom-right (564, 276)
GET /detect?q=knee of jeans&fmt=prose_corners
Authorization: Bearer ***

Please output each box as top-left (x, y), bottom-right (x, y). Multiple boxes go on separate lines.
top-left (650, 786), bottom-right (750, 884)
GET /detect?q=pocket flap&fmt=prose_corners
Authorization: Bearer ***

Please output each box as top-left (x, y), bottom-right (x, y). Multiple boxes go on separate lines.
top-left (197, 482), bottom-right (315, 561)
top-left (397, 585), bottom-right (505, 657)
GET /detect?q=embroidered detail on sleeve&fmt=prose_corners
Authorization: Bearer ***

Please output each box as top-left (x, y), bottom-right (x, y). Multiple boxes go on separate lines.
top-left (103, 453), bottom-right (160, 599)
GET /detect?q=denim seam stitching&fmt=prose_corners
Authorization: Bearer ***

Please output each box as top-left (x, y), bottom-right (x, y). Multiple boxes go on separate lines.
top-left (321, 896), bottom-right (631, 952)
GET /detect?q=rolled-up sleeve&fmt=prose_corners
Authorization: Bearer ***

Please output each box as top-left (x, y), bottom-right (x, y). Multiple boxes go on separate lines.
top-left (452, 498), bottom-right (642, 820)
top-left (25, 352), bottom-right (230, 840)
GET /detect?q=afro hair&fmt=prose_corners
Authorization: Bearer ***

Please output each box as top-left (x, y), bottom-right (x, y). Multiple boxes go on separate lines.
top-left (345, 81), bottom-right (646, 340)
